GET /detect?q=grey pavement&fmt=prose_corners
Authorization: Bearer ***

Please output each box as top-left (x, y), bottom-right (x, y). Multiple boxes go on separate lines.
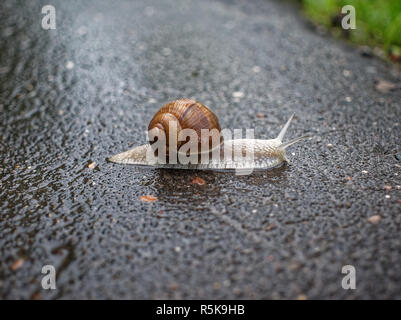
top-left (0, 0), bottom-right (400, 299)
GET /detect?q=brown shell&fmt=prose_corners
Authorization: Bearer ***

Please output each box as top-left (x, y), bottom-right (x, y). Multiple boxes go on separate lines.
top-left (148, 99), bottom-right (222, 154)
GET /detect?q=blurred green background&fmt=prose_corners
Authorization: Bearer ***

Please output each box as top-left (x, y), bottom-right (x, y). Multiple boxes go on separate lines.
top-left (301, 0), bottom-right (401, 61)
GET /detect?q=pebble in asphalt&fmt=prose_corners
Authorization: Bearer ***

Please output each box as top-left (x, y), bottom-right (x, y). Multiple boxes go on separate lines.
top-left (0, 0), bottom-right (400, 299)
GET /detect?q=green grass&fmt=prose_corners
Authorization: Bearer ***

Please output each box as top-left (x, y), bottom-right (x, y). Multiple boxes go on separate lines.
top-left (302, 0), bottom-right (401, 61)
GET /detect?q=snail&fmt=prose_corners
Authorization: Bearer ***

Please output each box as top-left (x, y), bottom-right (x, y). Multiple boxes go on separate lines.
top-left (108, 99), bottom-right (310, 173)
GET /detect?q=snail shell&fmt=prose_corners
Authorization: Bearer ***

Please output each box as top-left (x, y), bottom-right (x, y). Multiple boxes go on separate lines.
top-left (148, 99), bottom-right (222, 156)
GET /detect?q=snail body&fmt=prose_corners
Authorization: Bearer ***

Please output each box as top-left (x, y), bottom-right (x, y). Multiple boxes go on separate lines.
top-left (108, 99), bottom-right (309, 172)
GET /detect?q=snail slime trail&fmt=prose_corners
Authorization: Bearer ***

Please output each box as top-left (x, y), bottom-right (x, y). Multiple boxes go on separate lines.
top-left (108, 99), bottom-right (311, 174)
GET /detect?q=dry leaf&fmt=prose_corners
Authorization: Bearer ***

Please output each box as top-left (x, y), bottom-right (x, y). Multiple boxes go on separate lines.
top-left (10, 258), bottom-right (24, 271)
top-left (375, 79), bottom-right (397, 93)
top-left (265, 224), bottom-right (276, 231)
top-left (191, 177), bottom-right (206, 185)
top-left (368, 215), bottom-right (381, 224)
top-left (88, 161), bottom-right (96, 169)
top-left (139, 195), bottom-right (158, 202)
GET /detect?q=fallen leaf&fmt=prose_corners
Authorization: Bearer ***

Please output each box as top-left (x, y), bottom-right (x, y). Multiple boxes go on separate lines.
top-left (139, 195), bottom-right (158, 202)
top-left (10, 258), bottom-right (24, 271)
top-left (375, 79), bottom-right (397, 93)
top-left (88, 161), bottom-right (96, 169)
top-left (265, 224), bottom-right (276, 231)
top-left (389, 45), bottom-right (401, 62)
top-left (191, 177), bottom-right (206, 185)
top-left (213, 282), bottom-right (221, 290)
top-left (289, 263), bottom-right (301, 271)
top-left (368, 215), bottom-right (381, 224)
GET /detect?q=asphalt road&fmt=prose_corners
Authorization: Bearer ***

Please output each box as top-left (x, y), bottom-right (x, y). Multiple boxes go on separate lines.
top-left (0, 0), bottom-right (400, 299)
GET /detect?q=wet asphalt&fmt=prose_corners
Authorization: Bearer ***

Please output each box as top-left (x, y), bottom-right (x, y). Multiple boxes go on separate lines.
top-left (0, 0), bottom-right (400, 299)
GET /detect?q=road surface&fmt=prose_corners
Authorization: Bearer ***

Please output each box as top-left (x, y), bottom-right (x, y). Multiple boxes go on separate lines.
top-left (0, 0), bottom-right (400, 299)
